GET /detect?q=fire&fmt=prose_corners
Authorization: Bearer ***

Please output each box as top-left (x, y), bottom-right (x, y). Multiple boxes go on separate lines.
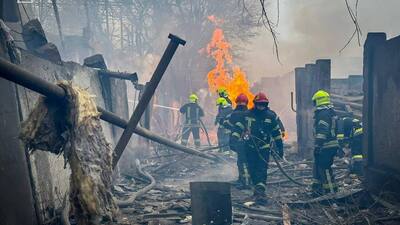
top-left (205, 16), bottom-right (254, 108)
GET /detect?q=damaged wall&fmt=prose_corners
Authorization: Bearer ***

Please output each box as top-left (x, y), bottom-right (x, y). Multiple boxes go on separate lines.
top-left (331, 75), bottom-right (363, 96)
top-left (0, 55), bottom-right (38, 225)
top-left (13, 50), bottom-right (129, 221)
top-left (295, 59), bottom-right (331, 158)
top-left (363, 32), bottom-right (400, 195)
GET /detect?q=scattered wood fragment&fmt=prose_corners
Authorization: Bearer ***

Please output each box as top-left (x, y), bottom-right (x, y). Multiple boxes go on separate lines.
top-left (267, 176), bottom-right (313, 185)
top-left (288, 188), bottom-right (364, 207)
top-left (371, 194), bottom-right (400, 212)
top-left (142, 212), bottom-right (187, 220)
top-left (234, 211), bottom-right (283, 221)
top-left (282, 204), bottom-right (291, 225)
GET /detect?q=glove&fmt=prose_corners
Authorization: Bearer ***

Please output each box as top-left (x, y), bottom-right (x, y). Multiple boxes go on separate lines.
top-left (281, 131), bottom-right (286, 139)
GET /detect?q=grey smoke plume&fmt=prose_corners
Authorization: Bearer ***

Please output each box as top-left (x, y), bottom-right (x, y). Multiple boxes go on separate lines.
top-left (239, 0), bottom-right (400, 80)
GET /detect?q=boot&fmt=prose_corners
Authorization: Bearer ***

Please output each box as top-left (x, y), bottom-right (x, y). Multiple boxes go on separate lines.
top-left (253, 184), bottom-right (268, 205)
top-left (311, 182), bottom-right (323, 198)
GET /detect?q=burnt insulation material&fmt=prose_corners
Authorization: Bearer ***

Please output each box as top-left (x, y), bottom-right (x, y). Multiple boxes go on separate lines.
top-left (20, 81), bottom-right (118, 225)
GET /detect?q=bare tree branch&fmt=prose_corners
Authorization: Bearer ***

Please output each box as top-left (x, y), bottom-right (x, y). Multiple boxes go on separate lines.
top-left (259, 0), bottom-right (281, 63)
top-left (340, 0), bottom-right (362, 53)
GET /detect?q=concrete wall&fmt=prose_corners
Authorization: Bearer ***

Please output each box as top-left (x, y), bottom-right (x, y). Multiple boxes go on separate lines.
top-left (0, 61), bottom-right (39, 225)
top-left (14, 50), bottom-right (129, 221)
top-left (331, 75), bottom-right (363, 96)
top-left (363, 33), bottom-right (400, 195)
top-left (295, 59), bottom-right (331, 158)
top-left (331, 78), bottom-right (348, 96)
top-left (251, 73), bottom-right (296, 140)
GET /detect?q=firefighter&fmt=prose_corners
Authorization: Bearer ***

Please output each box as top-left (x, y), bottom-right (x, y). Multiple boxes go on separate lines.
top-left (179, 94), bottom-right (204, 148)
top-left (215, 97), bottom-right (233, 152)
top-left (224, 93), bottom-right (250, 188)
top-left (217, 87), bottom-right (232, 105)
top-left (349, 118), bottom-right (363, 176)
top-left (231, 92), bottom-right (283, 203)
top-left (337, 117), bottom-right (363, 176)
top-left (337, 116), bottom-right (354, 158)
top-left (312, 90), bottom-right (340, 195)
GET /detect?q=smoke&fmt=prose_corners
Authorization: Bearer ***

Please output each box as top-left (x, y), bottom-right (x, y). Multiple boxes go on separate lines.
top-left (31, 0), bottom-right (400, 146)
top-left (239, 0), bottom-right (400, 80)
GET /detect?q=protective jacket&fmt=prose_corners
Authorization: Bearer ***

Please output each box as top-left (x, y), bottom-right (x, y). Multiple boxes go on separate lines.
top-left (241, 108), bottom-right (283, 152)
top-left (215, 105), bottom-right (233, 127)
top-left (231, 107), bottom-right (283, 196)
top-left (180, 103), bottom-right (204, 126)
top-left (337, 117), bottom-right (353, 146)
top-left (180, 102), bottom-right (204, 147)
top-left (224, 105), bottom-right (248, 148)
top-left (312, 104), bottom-right (339, 194)
top-left (224, 105), bottom-right (250, 186)
top-left (314, 105), bottom-right (339, 150)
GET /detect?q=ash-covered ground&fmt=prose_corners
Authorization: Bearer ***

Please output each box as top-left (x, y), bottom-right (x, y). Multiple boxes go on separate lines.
top-left (113, 144), bottom-right (399, 225)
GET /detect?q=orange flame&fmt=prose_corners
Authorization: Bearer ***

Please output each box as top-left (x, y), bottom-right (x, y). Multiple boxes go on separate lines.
top-left (205, 16), bottom-right (254, 108)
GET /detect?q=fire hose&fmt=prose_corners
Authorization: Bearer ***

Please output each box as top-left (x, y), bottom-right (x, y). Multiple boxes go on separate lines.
top-left (175, 119), bottom-right (212, 147)
top-left (249, 135), bottom-right (307, 187)
top-left (199, 118), bottom-right (212, 146)
top-left (270, 151), bottom-right (307, 187)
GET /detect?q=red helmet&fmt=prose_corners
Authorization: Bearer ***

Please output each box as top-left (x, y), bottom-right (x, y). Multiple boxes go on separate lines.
top-left (235, 93), bottom-right (248, 104)
top-left (253, 92), bottom-right (269, 103)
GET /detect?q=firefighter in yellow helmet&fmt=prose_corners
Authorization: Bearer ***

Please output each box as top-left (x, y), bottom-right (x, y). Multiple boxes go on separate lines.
top-left (312, 90), bottom-right (340, 196)
top-left (217, 87), bottom-right (232, 105)
top-left (179, 94), bottom-right (204, 148)
top-left (215, 97), bottom-right (233, 151)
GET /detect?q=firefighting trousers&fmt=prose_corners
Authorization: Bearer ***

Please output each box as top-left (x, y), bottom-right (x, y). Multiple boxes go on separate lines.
top-left (217, 127), bottom-right (230, 151)
top-left (181, 126), bottom-right (200, 147)
top-left (245, 148), bottom-right (270, 194)
top-left (313, 147), bottom-right (338, 193)
top-left (236, 146), bottom-right (250, 185)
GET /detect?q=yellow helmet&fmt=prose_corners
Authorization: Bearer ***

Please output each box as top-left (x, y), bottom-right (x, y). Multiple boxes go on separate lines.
top-left (189, 94), bottom-right (199, 103)
top-left (217, 87), bottom-right (228, 96)
top-left (216, 97), bottom-right (228, 106)
top-left (312, 90), bottom-right (330, 107)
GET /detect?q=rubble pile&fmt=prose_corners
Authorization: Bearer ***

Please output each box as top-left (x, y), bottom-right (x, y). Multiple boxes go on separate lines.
top-left (113, 145), bottom-right (400, 225)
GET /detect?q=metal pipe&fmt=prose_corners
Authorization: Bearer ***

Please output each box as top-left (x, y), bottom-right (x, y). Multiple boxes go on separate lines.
top-left (98, 109), bottom-right (217, 161)
top-left (0, 58), bottom-right (218, 163)
top-left (51, 0), bottom-right (65, 49)
top-left (97, 70), bottom-right (138, 83)
top-left (113, 34), bottom-right (186, 167)
top-left (0, 58), bottom-right (66, 99)
top-left (290, 92), bottom-right (296, 112)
